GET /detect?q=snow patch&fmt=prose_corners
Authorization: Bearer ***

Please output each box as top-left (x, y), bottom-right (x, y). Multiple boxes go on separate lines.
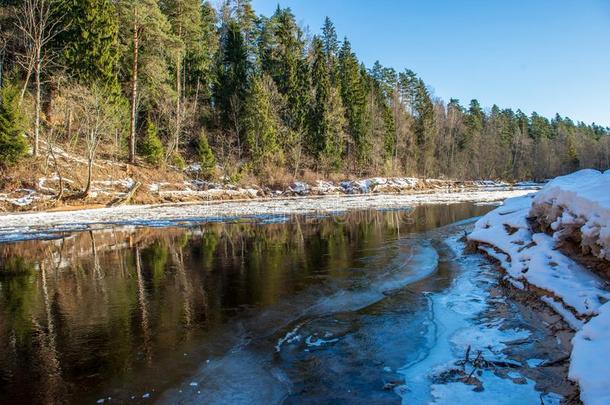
top-left (569, 302), bottom-right (610, 405)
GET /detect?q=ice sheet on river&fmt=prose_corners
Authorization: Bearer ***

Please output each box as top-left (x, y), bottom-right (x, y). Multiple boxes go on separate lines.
top-left (397, 236), bottom-right (560, 404)
top-left (0, 188), bottom-right (533, 242)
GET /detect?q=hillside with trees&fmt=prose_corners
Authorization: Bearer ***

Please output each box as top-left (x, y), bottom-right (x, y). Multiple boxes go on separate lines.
top-left (0, 0), bottom-right (608, 199)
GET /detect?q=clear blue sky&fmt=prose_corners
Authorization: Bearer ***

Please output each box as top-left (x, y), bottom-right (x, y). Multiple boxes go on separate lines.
top-left (251, 0), bottom-right (610, 126)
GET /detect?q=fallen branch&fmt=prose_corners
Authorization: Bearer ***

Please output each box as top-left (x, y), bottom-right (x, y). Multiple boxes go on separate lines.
top-left (107, 181), bottom-right (141, 207)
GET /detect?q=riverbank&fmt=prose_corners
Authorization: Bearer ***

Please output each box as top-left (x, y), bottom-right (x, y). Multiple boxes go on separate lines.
top-left (467, 169), bottom-right (610, 405)
top-left (0, 148), bottom-right (539, 213)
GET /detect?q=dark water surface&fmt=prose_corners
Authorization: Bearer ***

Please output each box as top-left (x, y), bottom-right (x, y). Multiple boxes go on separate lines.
top-left (0, 203), bottom-right (494, 404)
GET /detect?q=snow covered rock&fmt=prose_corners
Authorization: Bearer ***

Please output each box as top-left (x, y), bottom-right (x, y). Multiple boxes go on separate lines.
top-left (289, 182), bottom-right (310, 196)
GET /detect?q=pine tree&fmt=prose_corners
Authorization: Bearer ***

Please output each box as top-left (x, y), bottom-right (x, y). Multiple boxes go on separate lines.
top-left (138, 118), bottom-right (164, 165)
top-left (0, 83), bottom-right (28, 167)
top-left (196, 130), bottom-right (216, 178)
top-left (61, 0), bottom-right (120, 96)
top-left (118, 0), bottom-right (180, 163)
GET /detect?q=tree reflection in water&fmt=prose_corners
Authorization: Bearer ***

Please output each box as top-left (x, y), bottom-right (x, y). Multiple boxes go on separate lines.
top-left (0, 203), bottom-right (491, 404)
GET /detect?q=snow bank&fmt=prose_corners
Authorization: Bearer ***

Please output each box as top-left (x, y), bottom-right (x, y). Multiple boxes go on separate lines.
top-left (469, 194), bottom-right (609, 317)
top-left (467, 170), bottom-right (610, 404)
top-left (569, 302), bottom-right (610, 405)
top-left (530, 169), bottom-right (610, 260)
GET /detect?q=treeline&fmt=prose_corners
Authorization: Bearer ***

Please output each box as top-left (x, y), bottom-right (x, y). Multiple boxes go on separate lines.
top-left (0, 0), bottom-right (608, 183)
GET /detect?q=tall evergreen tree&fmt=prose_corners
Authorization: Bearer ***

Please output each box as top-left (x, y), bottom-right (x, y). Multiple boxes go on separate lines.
top-left (0, 83), bottom-right (28, 167)
top-left (413, 79), bottom-right (435, 176)
top-left (310, 36), bottom-right (345, 170)
top-left (462, 99), bottom-right (484, 150)
top-left (259, 6), bottom-right (309, 170)
top-left (243, 74), bottom-right (281, 171)
top-left (61, 0), bottom-right (120, 95)
top-left (118, 0), bottom-right (179, 163)
top-left (338, 39), bottom-right (369, 167)
top-left (321, 16), bottom-right (339, 83)
top-left (215, 19), bottom-right (250, 138)
top-left (161, 0), bottom-right (203, 155)
top-left (185, 1), bottom-right (218, 100)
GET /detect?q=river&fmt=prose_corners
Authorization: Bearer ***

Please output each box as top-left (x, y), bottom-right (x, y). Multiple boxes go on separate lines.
top-left (0, 202), bottom-right (571, 404)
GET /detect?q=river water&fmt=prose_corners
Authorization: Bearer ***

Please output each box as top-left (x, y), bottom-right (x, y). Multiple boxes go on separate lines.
top-left (0, 203), bottom-right (569, 404)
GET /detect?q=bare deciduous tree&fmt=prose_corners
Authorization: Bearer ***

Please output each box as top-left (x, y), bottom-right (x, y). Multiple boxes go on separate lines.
top-left (15, 0), bottom-right (63, 157)
top-left (64, 85), bottom-right (121, 198)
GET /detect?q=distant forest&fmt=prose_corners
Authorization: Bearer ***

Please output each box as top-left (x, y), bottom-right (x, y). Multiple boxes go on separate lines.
top-left (1, 0), bottom-right (608, 182)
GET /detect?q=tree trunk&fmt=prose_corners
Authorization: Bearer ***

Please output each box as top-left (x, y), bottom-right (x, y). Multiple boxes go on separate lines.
top-left (174, 57), bottom-right (181, 156)
top-left (47, 139), bottom-right (64, 202)
top-left (33, 51), bottom-right (41, 157)
top-left (129, 23), bottom-right (139, 164)
top-left (174, 24), bottom-right (183, 158)
top-left (0, 47), bottom-right (5, 88)
top-left (83, 155), bottom-right (94, 198)
top-left (19, 57), bottom-right (34, 104)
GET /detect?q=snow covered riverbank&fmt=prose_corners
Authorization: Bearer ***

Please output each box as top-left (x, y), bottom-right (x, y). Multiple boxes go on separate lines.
top-left (467, 170), bottom-right (610, 405)
top-left (0, 188), bottom-right (535, 243)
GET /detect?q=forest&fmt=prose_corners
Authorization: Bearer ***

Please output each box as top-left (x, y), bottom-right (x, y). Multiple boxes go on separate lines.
top-left (0, 0), bottom-right (609, 187)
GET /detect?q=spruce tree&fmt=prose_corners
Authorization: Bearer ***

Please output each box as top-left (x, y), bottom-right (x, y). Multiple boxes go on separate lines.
top-left (321, 17), bottom-right (339, 58)
top-left (338, 39), bottom-right (369, 167)
top-left (61, 0), bottom-right (121, 95)
top-left (309, 36), bottom-right (329, 155)
top-left (0, 83), bottom-right (28, 167)
top-left (184, 1), bottom-right (218, 100)
top-left (310, 36), bottom-right (345, 171)
top-left (243, 74), bottom-right (281, 171)
top-left (261, 7), bottom-right (309, 140)
top-left (138, 118), bottom-right (164, 166)
top-left (462, 99), bottom-right (484, 150)
top-left (215, 19), bottom-right (249, 129)
top-left (530, 112), bottom-right (553, 140)
top-left (413, 79), bottom-right (435, 176)
top-left (321, 16), bottom-right (339, 82)
top-left (196, 130), bottom-right (216, 178)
